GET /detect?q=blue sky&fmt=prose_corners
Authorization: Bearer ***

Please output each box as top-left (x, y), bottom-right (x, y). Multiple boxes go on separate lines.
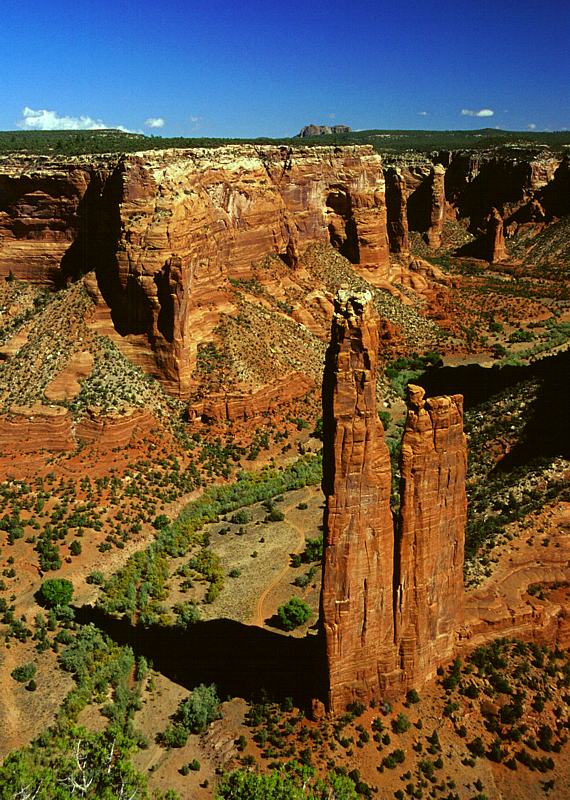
top-left (1, 0), bottom-right (568, 136)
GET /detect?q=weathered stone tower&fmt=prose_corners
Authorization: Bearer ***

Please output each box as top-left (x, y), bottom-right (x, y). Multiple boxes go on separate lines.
top-left (321, 290), bottom-right (467, 713)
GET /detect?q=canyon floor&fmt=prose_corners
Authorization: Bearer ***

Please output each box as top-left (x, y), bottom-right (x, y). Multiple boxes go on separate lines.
top-left (0, 222), bottom-right (569, 798)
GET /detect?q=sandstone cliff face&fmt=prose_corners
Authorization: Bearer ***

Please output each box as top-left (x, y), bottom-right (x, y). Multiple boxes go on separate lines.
top-left (425, 164), bottom-right (447, 248)
top-left (0, 146), bottom-right (389, 396)
top-left (0, 159), bottom-right (111, 284)
top-left (443, 151), bottom-right (564, 228)
top-left (402, 163), bottom-right (446, 248)
top-left (396, 384), bottom-right (467, 685)
top-left (321, 289), bottom-right (396, 712)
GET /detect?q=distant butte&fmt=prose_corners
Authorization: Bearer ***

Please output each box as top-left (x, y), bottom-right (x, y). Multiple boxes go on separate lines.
top-left (296, 124), bottom-right (352, 137)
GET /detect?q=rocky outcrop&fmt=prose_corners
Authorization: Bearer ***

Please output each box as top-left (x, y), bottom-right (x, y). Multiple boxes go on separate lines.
top-left (320, 290), bottom-right (396, 712)
top-left (425, 164), bottom-right (446, 248)
top-left (297, 125), bottom-right (352, 137)
top-left (189, 372), bottom-right (315, 422)
top-left (321, 293), bottom-right (468, 711)
top-left (443, 151), bottom-right (564, 230)
top-left (43, 351), bottom-right (94, 401)
top-left (0, 404), bottom-right (75, 452)
top-left (396, 384), bottom-right (467, 685)
top-left (384, 167), bottom-right (409, 253)
top-left (75, 407), bottom-right (155, 449)
top-left (485, 207), bottom-right (508, 263)
top-left (0, 158), bottom-right (113, 284)
top-left (404, 163), bottom-right (446, 248)
top-left (0, 403), bottom-right (155, 455)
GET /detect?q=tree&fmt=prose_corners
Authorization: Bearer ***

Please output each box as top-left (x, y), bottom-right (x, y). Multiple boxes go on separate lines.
top-left (37, 578), bottom-right (73, 608)
top-left (277, 598), bottom-right (311, 631)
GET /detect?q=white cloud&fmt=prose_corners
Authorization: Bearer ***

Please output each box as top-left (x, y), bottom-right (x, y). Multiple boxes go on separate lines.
top-left (145, 117), bottom-right (165, 129)
top-left (527, 123), bottom-right (537, 130)
top-left (18, 106), bottom-right (132, 132)
top-left (418, 111), bottom-right (429, 116)
top-left (461, 108), bottom-right (495, 118)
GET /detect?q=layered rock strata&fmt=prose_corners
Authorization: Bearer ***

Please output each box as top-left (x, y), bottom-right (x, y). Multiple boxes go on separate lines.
top-left (321, 289), bottom-right (396, 712)
top-left (396, 384), bottom-right (467, 684)
top-left (321, 293), bottom-right (467, 712)
top-left (0, 404), bottom-right (154, 455)
top-left (0, 147), bottom-right (389, 395)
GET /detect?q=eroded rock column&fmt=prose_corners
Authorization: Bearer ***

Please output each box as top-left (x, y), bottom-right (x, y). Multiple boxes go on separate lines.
top-left (321, 289), bottom-right (396, 713)
top-left (425, 164), bottom-right (446, 248)
top-left (396, 384), bottom-right (467, 685)
top-left (385, 167), bottom-right (409, 253)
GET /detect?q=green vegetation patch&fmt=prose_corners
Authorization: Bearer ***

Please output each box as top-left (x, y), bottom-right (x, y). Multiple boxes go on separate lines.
top-left (99, 454), bottom-right (322, 624)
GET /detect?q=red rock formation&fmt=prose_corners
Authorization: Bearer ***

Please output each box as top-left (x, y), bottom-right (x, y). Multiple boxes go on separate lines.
top-left (320, 289), bottom-right (396, 713)
top-left (189, 372), bottom-right (315, 422)
top-left (0, 403), bottom-right (155, 455)
top-left (384, 167), bottom-right (409, 253)
top-left (396, 384), bottom-right (467, 686)
top-left (321, 295), bottom-right (469, 711)
top-left (0, 158), bottom-right (111, 284)
top-left (0, 147), bottom-right (389, 396)
top-left (425, 164), bottom-right (446, 248)
top-left (75, 407), bottom-right (155, 449)
top-left (485, 207), bottom-right (508, 263)
top-left (0, 404), bottom-right (74, 452)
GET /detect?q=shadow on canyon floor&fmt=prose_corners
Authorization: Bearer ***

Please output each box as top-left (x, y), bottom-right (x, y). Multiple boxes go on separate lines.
top-left (75, 604), bottom-right (327, 706)
top-left (419, 349), bottom-right (570, 468)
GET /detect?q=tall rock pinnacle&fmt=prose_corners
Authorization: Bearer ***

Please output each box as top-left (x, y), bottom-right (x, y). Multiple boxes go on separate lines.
top-left (321, 292), bottom-right (468, 713)
top-left (321, 289), bottom-right (396, 713)
top-left (396, 384), bottom-right (467, 684)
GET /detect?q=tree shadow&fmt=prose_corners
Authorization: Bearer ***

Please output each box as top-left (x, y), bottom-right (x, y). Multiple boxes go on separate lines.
top-left (75, 604), bottom-right (327, 707)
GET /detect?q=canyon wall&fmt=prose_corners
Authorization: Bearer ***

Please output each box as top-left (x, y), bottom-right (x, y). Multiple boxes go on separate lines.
top-left (321, 292), bottom-right (468, 712)
top-left (1, 147), bottom-right (568, 399)
top-left (0, 146), bottom-right (389, 395)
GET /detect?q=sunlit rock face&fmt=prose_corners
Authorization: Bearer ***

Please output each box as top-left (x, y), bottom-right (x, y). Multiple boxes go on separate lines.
top-left (321, 292), bottom-right (467, 713)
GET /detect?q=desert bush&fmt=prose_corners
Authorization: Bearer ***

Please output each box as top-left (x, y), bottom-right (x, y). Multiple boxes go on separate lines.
top-left (277, 598), bottom-right (311, 631)
top-left (37, 578), bottom-right (73, 608)
top-left (11, 662), bottom-right (36, 683)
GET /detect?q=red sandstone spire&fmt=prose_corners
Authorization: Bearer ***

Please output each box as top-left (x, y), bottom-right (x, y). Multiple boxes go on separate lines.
top-left (396, 384), bottom-right (467, 686)
top-left (321, 294), bottom-right (468, 712)
top-left (320, 289), bottom-right (396, 713)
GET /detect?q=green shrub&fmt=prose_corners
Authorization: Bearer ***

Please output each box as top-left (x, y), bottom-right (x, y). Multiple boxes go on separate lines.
top-left (175, 683), bottom-right (221, 734)
top-left (392, 713), bottom-right (411, 734)
top-left (11, 662), bottom-right (36, 682)
top-left (277, 598), bottom-right (311, 631)
top-left (174, 602), bottom-right (201, 627)
top-left (37, 578), bottom-right (73, 608)
top-left (406, 688), bottom-right (420, 705)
